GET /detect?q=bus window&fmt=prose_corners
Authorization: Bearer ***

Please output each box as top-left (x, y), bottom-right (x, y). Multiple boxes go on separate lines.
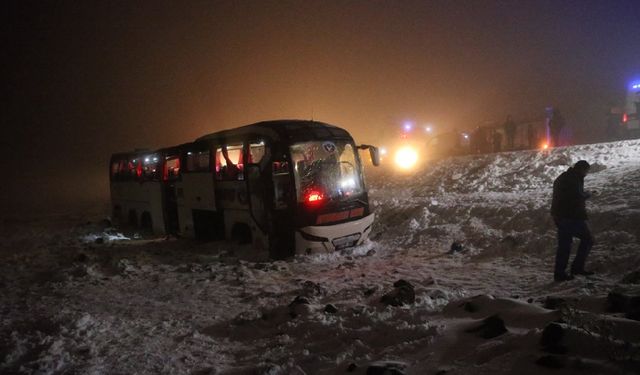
top-left (164, 156), bottom-right (181, 181)
top-left (215, 143), bottom-right (244, 181)
top-left (249, 141), bottom-right (265, 164)
top-left (273, 161), bottom-right (289, 175)
top-left (128, 159), bottom-right (141, 179)
top-left (273, 161), bottom-right (290, 209)
top-left (339, 143), bottom-right (358, 181)
top-left (141, 155), bottom-right (160, 181)
top-left (186, 150), bottom-right (210, 172)
top-left (111, 158), bottom-right (132, 181)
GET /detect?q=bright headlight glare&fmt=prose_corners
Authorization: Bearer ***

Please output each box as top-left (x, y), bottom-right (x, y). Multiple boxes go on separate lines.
top-left (340, 178), bottom-right (356, 188)
top-left (394, 147), bottom-right (419, 170)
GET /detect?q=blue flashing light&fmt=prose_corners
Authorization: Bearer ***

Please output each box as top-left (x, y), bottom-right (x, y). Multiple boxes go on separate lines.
top-left (632, 83), bottom-right (640, 90)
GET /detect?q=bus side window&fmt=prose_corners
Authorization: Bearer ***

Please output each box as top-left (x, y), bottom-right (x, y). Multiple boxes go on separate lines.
top-left (164, 156), bottom-right (181, 181)
top-left (128, 159), bottom-right (140, 180)
top-left (141, 155), bottom-right (160, 181)
top-left (215, 144), bottom-right (244, 181)
top-left (186, 150), bottom-right (210, 172)
top-left (249, 142), bottom-right (265, 164)
top-left (272, 161), bottom-right (289, 175)
top-left (113, 159), bottom-right (127, 181)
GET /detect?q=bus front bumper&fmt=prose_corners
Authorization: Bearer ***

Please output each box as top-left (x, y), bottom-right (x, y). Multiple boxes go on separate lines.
top-left (295, 213), bottom-right (375, 254)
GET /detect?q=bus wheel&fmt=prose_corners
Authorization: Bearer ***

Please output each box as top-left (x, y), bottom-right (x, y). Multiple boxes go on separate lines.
top-left (140, 212), bottom-right (153, 234)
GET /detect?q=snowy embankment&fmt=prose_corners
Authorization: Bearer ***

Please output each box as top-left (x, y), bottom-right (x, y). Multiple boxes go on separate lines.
top-left (1, 140), bottom-right (640, 374)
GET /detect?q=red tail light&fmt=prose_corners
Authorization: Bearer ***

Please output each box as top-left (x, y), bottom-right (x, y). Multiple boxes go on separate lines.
top-left (306, 191), bottom-right (324, 203)
top-left (622, 113), bottom-right (628, 123)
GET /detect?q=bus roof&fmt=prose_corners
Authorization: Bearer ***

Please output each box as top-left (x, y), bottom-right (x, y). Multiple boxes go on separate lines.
top-left (112, 120), bottom-right (354, 159)
top-left (111, 142), bottom-right (193, 159)
top-left (195, 119), bottom-right (352, 143)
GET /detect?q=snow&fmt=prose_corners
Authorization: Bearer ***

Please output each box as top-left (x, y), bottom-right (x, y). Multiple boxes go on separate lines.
top-left (2, 139), bottom-right (640, 374)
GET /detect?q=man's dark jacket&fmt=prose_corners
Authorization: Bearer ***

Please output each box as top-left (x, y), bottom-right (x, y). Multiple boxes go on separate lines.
top-left (551, 167), bottom-right (589, 220)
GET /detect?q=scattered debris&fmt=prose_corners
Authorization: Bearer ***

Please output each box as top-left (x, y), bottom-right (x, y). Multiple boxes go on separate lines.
top-left (380, 279), bottom-right (415, 306)
top-left (540, 322), bottom-right (568, 354)
top-left (289, 296), bottom-right (312, 318)
top-left (450, 241), bottom-right (464, 253)
top-left (324, 304), bottom-right (338, 314)
top-left (607, 286), bottom-right (640, 320)
top-left (301, 280), bottom-right (327, 297)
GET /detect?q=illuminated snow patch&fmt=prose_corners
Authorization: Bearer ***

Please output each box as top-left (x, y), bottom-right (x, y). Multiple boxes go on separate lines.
top-left (80, 231), bottom-right (130, 243)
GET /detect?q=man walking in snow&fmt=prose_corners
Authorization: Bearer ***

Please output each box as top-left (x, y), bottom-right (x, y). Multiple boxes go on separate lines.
top-left (551, 160), bottom-right (594, 281)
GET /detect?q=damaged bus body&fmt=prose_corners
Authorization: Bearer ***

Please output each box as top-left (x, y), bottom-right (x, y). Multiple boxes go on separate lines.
top-left (110, 120), bottom-right (380, 259)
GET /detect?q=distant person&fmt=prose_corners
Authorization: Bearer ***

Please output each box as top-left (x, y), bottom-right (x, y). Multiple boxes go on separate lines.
top-left (549, 109), bottom-right (565, 147)
top-left (527, 123), bottom-right (537, 149)
top-left (550, 160), bottom-right (594, 282)
top-left (605, 110), bottom-right (620, 141)
top-left (471, 126), bottom-right (490, 154)
top-left (492, 130), bottom-right (502, 152)
top-left (503, 115), bottom-right (516, 149)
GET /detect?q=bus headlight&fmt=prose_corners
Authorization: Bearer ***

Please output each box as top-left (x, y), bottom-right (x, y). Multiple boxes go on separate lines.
top-left (394, 146), bottom-right (419, 170)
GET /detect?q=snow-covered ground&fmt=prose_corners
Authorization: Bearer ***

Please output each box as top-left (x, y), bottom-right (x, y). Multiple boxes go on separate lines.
top-left (2, 140), bottom-right (640, 374)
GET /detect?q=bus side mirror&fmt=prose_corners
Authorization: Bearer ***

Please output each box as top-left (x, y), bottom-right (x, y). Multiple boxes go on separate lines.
top-left (358, 144), bottom-right (380, 166)
top-left (369, 146), bottom-right (380, 166)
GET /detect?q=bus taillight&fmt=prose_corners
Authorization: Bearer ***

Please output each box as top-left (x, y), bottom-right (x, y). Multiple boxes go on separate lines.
top-left (622, 113), bottom-right (628, 123)
top-left (306, 191), bottom-right (324, 203)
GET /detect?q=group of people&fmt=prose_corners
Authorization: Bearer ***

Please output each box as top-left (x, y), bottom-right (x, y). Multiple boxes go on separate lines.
top-left (470, 109), bottom-right (566, 153)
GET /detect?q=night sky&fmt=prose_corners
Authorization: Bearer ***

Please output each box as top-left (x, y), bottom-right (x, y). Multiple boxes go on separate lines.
top-left (3, 0), bottom-right (639, 214)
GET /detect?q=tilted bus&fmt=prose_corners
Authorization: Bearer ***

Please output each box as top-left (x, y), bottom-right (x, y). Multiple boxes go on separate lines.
top-left (110, 120), bottom-right (379, 259)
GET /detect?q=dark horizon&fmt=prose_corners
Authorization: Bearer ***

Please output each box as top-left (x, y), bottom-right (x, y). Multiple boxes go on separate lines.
top-left (3, 0), bottom-right (639, 214)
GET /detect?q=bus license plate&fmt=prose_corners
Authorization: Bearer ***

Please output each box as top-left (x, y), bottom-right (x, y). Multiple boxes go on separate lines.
top-left (332, 233), bottom-right (361, 250)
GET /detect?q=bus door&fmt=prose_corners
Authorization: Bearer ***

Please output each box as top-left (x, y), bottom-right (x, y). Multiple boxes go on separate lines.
top-left (162, 152), bottom-right (181, 234)
top-left (245, 141), bottom-right (269, 232)
top-left (267, 147), bottom-right (296, 258)
top-left (176, 143), bottom-right (217, 238)
top-left (214, 142), bottom-right (250, 241)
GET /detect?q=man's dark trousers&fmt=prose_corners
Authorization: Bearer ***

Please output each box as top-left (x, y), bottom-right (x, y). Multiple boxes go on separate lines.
top-left (554, 218), bottom-right (593, 277)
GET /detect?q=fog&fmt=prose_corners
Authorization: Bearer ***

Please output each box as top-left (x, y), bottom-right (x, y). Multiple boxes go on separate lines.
top-left (3, 0), bottom-right (639, 214)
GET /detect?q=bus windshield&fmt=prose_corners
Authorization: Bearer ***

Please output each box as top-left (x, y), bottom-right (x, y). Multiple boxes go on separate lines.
top-left (291, 140), bottom-right (363, 203)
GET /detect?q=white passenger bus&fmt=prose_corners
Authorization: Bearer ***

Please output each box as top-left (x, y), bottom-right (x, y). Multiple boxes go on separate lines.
top-left (110, 120), bottom-right (379, 259)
